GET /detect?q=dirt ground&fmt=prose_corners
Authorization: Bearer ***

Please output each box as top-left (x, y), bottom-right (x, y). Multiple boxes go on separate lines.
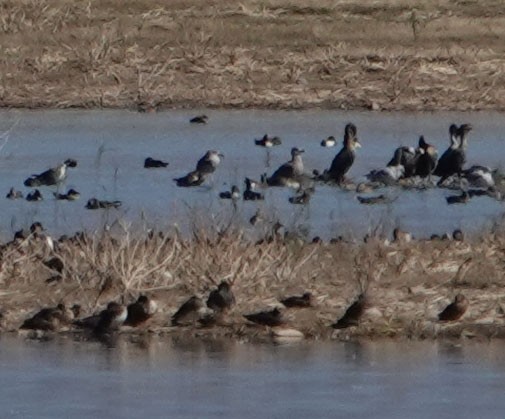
top-left (2, 0), bottom-right (505, 111)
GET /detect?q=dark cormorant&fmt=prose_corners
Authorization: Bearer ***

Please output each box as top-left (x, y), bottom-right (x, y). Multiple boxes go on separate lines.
top-left (326, 123), bottom-right (361, 184)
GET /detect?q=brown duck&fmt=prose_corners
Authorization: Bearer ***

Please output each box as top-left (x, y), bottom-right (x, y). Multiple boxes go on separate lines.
top-left (20, 303), bottom-right (79, 331)
top-left (124, 295), bottom-right (158, 327)
top-left (438, 294), bottom-right (468, 322)
top-left (280, 292), bottom-right (312, 308)
top-left (171, 296), bottom-right (205, 326)
top-left (243, 307), bottom-right (284, 327)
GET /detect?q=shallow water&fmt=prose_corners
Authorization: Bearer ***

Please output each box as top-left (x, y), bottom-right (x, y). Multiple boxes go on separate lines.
top-left (0, 109), bottom-right (504, 240)
top-left (1, 336), bottom-right (505, 418)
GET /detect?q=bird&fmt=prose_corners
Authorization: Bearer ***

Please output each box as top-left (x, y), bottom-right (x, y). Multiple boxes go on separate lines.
top-left (243, 307), bottom-right (284, 327)
top-left (320, 136), bottom-right (337, 147)
top-left (357, 194), bottom-right (393, 205)
top-left (23, 159), bottom-right (76, 188)
top-left (324, 123), bottom-right (361, 184)
top-left (438, 294), bottom-right (469, 321)
top-left (243, 178), bottom-right (264, 201)
top-left (190, 115), bottom-right (208, 124)
top-left (207, 281), bottom-right (235, 312)
top-left (43, 257), bottom-right (64, 273)
top-left (255, 134), bottom-right (282, 147)
top-left (171, 296), bottom-right (205, 326)
top-left (331, 293), bottom-right (368, 329)
top-left (366, 163), bottom-right (405, 185)
top-left (415, 136), bottom-right (438, 178)
top-left (196, 150), bottom-right (224, 175)
top-left (219, 185), bottom-right (240, 200)
top-left (462, 165), bottom-right (495, 189)
top-left (20, 303), bottom-right (79, 331)
top-left (446, 190), bottom-right (470, 205)
top-left (386, 146), bottom-right (418, 178)
top-left (434, 124), bottom-right (472, 185)
top-left (124, 295), bottom-right (158, 327)
top-left (144, 157), bottom-right (169, 168)
top-left (173, 170), bottom-right (205, 187)
top-left (74, 302), bottom-right (127, 334)
top-left (249, 209), bottom-right (263, 226)
top-left (288, 188), bottom-right (313, 204)
top-left (26, 189), bottom-right (43, 202)
top-left (393, 227), bottom-right (412, 243)
top-left (85, 198), bottom-right (122, 209)
top-left (6, 187), bottom-right (23, 199)
top-left (280, 292), bottom-right (312, 308)
top-left (266, 147), bottom-right (305, 187)
top-left (54, 188), bottom-right (80, 201)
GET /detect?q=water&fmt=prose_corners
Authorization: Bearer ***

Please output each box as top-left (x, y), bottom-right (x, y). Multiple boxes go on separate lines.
top-left (1, 336), bottom-right (505, 418)
top-left (0, 109), bottom-right (504, 240)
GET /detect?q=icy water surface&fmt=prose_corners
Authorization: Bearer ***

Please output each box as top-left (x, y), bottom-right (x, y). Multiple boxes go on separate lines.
top-left (0, 109), bottom-right (503, 240)
top-left (1, 336), bottom-right (505, 418)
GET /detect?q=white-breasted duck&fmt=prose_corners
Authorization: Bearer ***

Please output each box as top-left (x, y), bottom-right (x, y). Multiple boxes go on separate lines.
top-left (124, 295), bottom-right (158, 327)
top-left (320, 136), bottom-right (337, 147)
top-left (6, 187), bottom-right (23, 199)
top-left (219, 185), bottom-right (240, 200)
top-left (255, 134), bottom-right (281, 147)
top-left (26, 189), bottom-right (43, 202)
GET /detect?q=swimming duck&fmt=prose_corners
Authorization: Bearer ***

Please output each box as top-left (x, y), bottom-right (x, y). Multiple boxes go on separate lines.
top-left (357, 194), bottom-right (393, 205)
top-left (266, 147), bottom-right (305, 187)
top-left (434, 124), bottom-right (472, 185)
top-left (144, 157), bottom-right (169, 168)
top-left (26, 189), bottom-right (43, 202)
top-left (249, 209), bottom-right (263, 226)
top-left (85, 198), bottom-right (122, 209)
top-left (219, 185), bottom-right (240, 200)
top-left (23, 159), bottom-right (76, 188)
top-left (196, 150), bottom-right (224, 175)
top-left (6, 187), bottom-right (23, 199)
top-left (190, 115), bottom-right (208, 124)
top-left (173, 170), bottom-right (205, 187)
top-left (325, 123), bottom-right (361, 184)
top-left (320, 136), bottom-right (337, 147)
top-left (171, 296), bottom-right (205, 326)
top-left (438, 294), bottom-right (468, 321)
top-left (124, 295), bottom-right (158, 327)
top-left (243, 178), bottom-right (264, 201)
top-left (54, 188), bottom-right (80, 201)
top-left (255, 134), bottom-right (282, 147)
top-left (446, 190), bottom-right (469, 205)
top-left (331, 293), bottom-right (368, 329)
top-left (280, 292), bottom-right (312, 308)
top-left (207, 281), bottom-right (235, 312)
top-left (415, 136), bottom-right (438, 178)
top-left (243, 307), bottom-right (284, 327)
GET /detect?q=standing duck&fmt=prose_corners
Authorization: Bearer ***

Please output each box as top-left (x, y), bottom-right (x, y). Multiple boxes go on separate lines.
top-left (266, 147), bottom-right (305, 187)
top-left (325, 123), bottom-right (361, 184)
top-left (171, 296), bottom-right (205, 326)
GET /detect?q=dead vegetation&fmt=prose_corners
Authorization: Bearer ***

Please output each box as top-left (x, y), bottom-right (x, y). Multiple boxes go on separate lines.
top-left (2, 224), bottom-right (505, 340)
top-left (1, 0), bottom-right (505, 110)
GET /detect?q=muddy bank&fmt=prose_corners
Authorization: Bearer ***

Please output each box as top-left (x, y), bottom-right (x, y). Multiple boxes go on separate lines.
top-left (2, 0), bottom-right (505, 111)
top-left (2, 227), bottom-right (505, 342)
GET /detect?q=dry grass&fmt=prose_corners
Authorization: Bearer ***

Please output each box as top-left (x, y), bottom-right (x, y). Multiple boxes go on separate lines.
top-left (2, 224), bottom-right (505, 340)
top-left (2, 0), bottom-right (505, 110)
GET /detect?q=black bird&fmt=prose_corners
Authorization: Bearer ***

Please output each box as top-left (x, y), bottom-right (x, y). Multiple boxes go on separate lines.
top-left (366, 146), bottom-right (405, 185)
top-left (54, 188), bottom-right (80, 201)
top-left (190, 115), bottom-right (208, 124)
top-left (243, 178), bottom-right (264, 201)
top-left (415, 136), bottom-right (438, 178)
top-left (325, 123), bottom-right (361, 184)
top-left (85, 198), bottom-right (122, 209)
top-left (173, 170), bottom-right (205, 187)
top-left (438, 294), bottom-right (468, 321)
top-left (386, 146), bottom-right (417, 178)
top-left (357, 194), bottom-right (392, 205)
top-left (26, 189), bottom-right (43, 202)
top-left (144, 157), bottom-right (169, 168)
top-left (196, 150), bottom-right (223, 175)
top-left (446, 190), bottom-right (469, 205)
top-left (280, 292), bottom-right (312, 308)
top-left (255, 134), bottom-right (282, 147)
top-left (266, 147), bottom-right (305, 187)
top-left (171, 296), bottom-right (205, 326)
top-left (93, 302), bottom-right (128, 335)
top-left (219, 185), bottom-right (240, 200)
top-left (207, 281), bottom-right (235, 312)
top-left (243, 307), bottom-right (284, 327)
top-left (124, 295), bottom-right (157, 327)
top-left (434, 124), bottom-right (472, 185)
top-left (331, 293), bottom-right (368, 329)
top-left (6, 187), bottom-right (23, 199)
top-left (43, 257), bottom-right (64, 273)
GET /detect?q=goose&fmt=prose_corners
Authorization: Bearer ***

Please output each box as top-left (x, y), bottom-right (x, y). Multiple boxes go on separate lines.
top-left (266, 147), bottom-right (305, 187)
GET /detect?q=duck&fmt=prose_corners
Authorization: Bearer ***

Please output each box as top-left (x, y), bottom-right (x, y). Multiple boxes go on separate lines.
top-left (54, 188), bottom-right (80, 201)
top-left (434, 124), bottom-right (472, 185)
top-left (20, 303), bottom-right (79, 331)
top-left (288, 188), bottom-right (313, 204)
top-left (393, 227), bottom-right (412, 243)
top-left (266, 147), bottom-right (305, 187)
top-left (255, 134), bottom-right (282, 147)
top-left (171, 296), bottom-right (205, 326)
top-left (279, 292), bottom-right (312, 308)
top-left (438, 294), bottom-right (468, 321)
top-left (243, 178), bottom-right (264, 201)
top-left (23, 159), bottom-right (76, 188)
top-left (173, 170), bottom-right (205, 187)
top-left (331, 293), bottom-right (368, 329)
top-left (6, 187), bottom-right (23, 199)
top-left (357, 194), bottom-right (393, 205)
top-left (249, 209), bottom-right (263, 226)
top-left (207, 281), bottom-right (235, 312)
top-left (43, 257), bottom-right (64, 274)
top-left (75, 302), bottom-right (127, 334)
top-left (446, 190), bottom-right (470, 205)
top-left (144, 157), bottom-right (169, 168)
top-left (124, 295), bottom-right (158, 327)
top-left (189, 115), bottom-right (208, 124)
top-left (219, 185), bottom-right (240, 200)
top-left (415, 136), bottom-right (438, 178)
top-left (320, 136), bottom-right (337, 147)
top-left (85, 198), bottom-right (122, 209)
top-left (26, 189), bottom-right (43, 202)
top-left (366, 164), bottom-right (405, 186)
top-left (324, 123), bottom-right (361, 185)
top-left (243, 307), bottom-right (284, 327)
top-left (196, 150), bottom-right (224, 175)
top-left (462, 165), bottom-right (495, 189)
